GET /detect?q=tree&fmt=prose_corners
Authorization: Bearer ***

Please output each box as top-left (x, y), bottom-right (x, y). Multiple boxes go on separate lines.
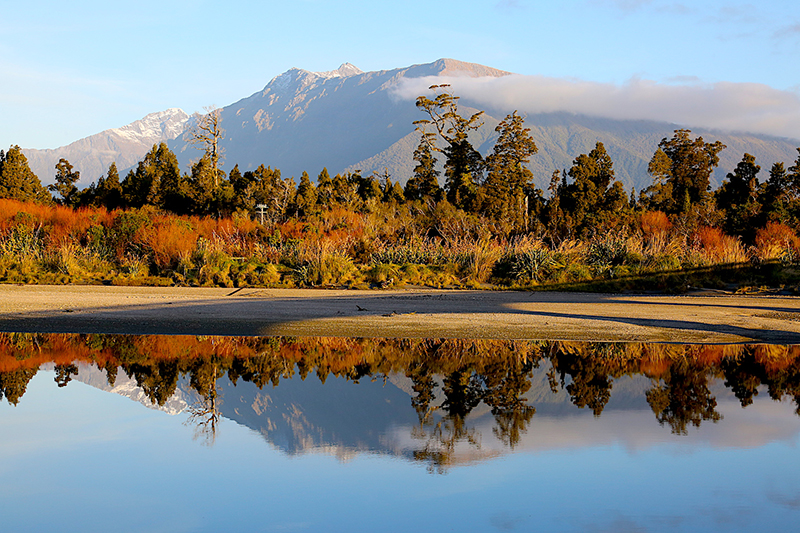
top-left (643, 129), bottom-right (726, 214)
top-left (121, 143), bottom-right (183, 209)
top-left (405, 139), bottom-right (442, 204)
top-left (293, 171), bottom-right (317, 215)
top-left (383, 177), bottom-right (406, 205)
top-left (48, 158), bottom-right (80, 206)
top-left (186, 155), bottom-right (220, 214)
top-left (92, 162), bottom-right (123, 209)
top-left (237, 165), bottom-right (295, 220)
top-left (330, 172), bottom-right (359, 209)
top-left (716, 153), bottom-right (761, 238)
top-left (315, 168), bottom-right (334, 208)
top-left (557, 142), bottom-right (628, 237)
top-left (414, 84), bottom-right (484, 210)
top-left (481, 111), bottom-right (540, 232)
top-left (185, 106), bottom-right (225, 188)
top-left (759, 151), bottom-right (800, 226)
top-left (0, 145), bottom-right (51, 203)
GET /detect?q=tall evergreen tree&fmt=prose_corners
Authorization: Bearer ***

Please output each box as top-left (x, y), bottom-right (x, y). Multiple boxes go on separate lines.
top-left (187, 155), bottom-right (216, 214)
top-left (316, 167), bottom-right (334, 208)
top-left (405, 139), bottom-right (442, 204)
top-left (122, 143), bottom-right (182, 209)
top-left (0, 145), bottom-right (51, 203)
top-left (294, 171), bottom-right (317, 215)
top-left (760, 148), bottom-right (800, 226)
top-left (93, 162), bottom-right (123, 209)
top-left (481, 111), bottom-right (540, 232)
top-left (716, 153), bottom-right (761, 238)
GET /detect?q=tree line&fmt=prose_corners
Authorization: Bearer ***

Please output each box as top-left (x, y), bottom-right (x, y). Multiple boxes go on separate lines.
top-left (2, 86), bottom-right (799, 247)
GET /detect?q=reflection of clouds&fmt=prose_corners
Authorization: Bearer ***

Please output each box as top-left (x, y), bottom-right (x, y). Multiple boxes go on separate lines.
top-left (387, 399), bottom-right (800, 462)
top-left (583, 514), bottom-right (648, 533)
top-left (392, 74), bottom-right (800, 140)
top-left (767, 490), bottom-right (800, 509)
top-left (489, 511), bottom-right (528, 531)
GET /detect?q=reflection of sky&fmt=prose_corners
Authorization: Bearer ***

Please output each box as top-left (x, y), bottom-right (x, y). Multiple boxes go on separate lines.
top-left (2, 371), bottom-right (800, 532)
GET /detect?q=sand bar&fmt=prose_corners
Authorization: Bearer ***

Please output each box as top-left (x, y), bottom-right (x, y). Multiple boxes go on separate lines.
top-left (1, 284), bottom-right (800, 343)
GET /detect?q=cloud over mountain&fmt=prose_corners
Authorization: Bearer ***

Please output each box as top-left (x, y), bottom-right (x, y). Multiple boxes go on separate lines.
top-left (392, 74), bottom-right (800, 141)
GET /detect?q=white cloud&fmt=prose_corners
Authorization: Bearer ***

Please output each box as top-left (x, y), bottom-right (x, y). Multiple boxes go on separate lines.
top-left (391, 74), bottom-right (800, 141)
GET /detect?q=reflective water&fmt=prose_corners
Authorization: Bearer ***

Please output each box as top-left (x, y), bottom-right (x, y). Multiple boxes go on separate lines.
top-left (2, 334), bottom-right (800, 532)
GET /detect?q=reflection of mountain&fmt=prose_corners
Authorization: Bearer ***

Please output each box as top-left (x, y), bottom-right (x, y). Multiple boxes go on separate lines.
top-left (211, 367), bottom-right (661, 457)
top-left (71, 358), bottom-right (747, 463)
top-left (220, 374), bottom-right (417, 457)
top-left (73, 363), bottom-right (190, 416)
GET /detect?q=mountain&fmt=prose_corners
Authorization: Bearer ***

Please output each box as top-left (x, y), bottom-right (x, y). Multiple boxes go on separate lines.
top-left (22, 108), bottom-right (190, 186)
top-left (22, 59), bottom-right (800, 193)
top-left (168, 59), bottom-right (510, 183)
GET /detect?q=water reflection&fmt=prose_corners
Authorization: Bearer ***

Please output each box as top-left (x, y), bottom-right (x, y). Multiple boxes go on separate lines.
top-left (3, 334), bottom-right (800, 471)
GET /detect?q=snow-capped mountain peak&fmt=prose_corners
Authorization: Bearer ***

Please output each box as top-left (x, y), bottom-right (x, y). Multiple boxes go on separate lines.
top-left (111, 108), bottom-right (190, 144)
top-left (313, 63), bottom-right (363, 79)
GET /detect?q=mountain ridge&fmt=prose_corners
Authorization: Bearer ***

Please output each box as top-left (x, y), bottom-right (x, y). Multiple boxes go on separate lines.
top-left (19, 59), bottom-right (800, 193)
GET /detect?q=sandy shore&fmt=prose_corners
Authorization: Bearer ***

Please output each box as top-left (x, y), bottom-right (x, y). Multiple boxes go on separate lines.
top-left (1, 284), bottom-right (800, 343)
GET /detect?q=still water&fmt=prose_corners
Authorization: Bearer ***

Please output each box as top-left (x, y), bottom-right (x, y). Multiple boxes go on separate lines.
top-left (2, 334), bottom-right (800, 532)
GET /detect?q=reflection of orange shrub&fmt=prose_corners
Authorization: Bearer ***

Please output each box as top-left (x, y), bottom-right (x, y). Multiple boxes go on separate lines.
top-left (755, 222), bottom-right (799, 261)
top-left (693, 345), bottom-right (725, 366)
top-left (754, 345), bottom-right (794, 372)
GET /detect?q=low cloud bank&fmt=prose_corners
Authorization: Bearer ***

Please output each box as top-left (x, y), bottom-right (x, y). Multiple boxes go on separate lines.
top-left (392, 74), bottom-right (800, 141)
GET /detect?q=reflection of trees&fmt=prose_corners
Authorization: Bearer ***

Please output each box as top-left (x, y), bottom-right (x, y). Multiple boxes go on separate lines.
top-left (721, 348), bottom-right (764, 407)
top-left (184, 353), bottom-right (228, 446)
top-left (548, 343), bottom-right (625, 416)
top-left (126, 360), bottom-right (180, 405)
top-left (53, 363), bottom-right (78, 387)
top-left (646, 359), bottom-right (721, 435)
top-left (0, 367), bottom-right (38, 405)
top-left (185, 377), bottom-right (220, 446)
top-left (481, 359), bottom-right (536, 447)
top-left (5, 333), bottom-right (800, 448)
top-left (413, 411), bottom-right (480, 475)
top-left (407, 352), bottom-right (537, 472)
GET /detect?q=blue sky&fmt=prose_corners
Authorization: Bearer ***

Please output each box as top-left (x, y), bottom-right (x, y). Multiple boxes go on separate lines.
top-left (2, 0), bottom-right (799, 150)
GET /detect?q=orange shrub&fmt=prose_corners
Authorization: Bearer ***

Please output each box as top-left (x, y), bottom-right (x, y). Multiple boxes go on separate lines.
top-left (692, 226), bottom-right (747, 264)
top-left (143, 218), bottom-right (197, 269)
top-left (640, 210), bottom-right (672, 236)
top-left (754, 222), bottom-right (799, 261)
